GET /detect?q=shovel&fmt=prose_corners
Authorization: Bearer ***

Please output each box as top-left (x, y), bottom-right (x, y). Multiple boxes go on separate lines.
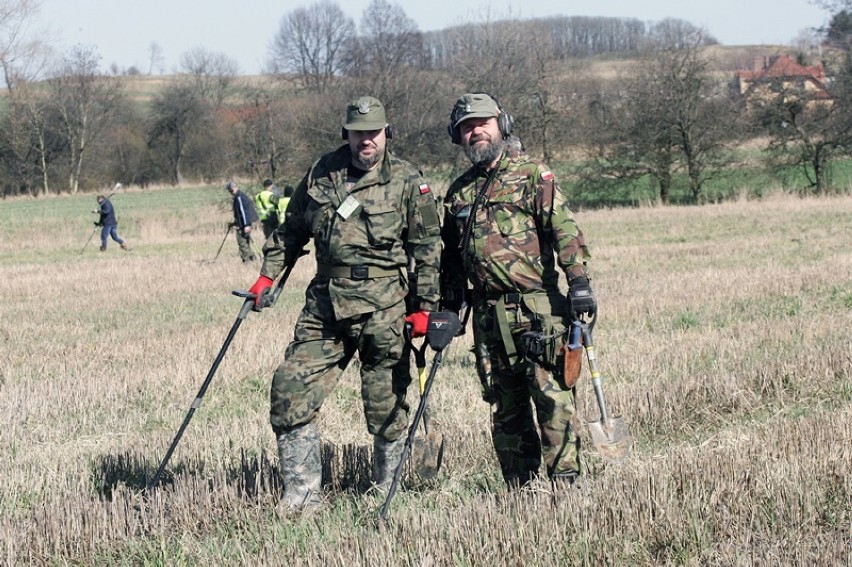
top-left (380, 311), bottom-right (461, 520)
top-left (578, 313), bottom-right (631, 461)
top-left (406, 327), bottom-right (445, 479)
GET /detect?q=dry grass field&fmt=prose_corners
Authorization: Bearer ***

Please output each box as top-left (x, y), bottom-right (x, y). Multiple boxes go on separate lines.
top-left (0, 186), bottom-right (850, 565)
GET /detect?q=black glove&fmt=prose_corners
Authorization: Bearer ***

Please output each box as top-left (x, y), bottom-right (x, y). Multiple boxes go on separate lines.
top-left (93, 221), bottom-right (102, 227)
top-left (568, 276), bottom-right (596, 316)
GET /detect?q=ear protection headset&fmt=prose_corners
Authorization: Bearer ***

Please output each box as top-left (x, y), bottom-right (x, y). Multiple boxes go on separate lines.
top-left (342, 125), bottom-right (394, 140)
top-left (447, 92), bottom-right (514, 145)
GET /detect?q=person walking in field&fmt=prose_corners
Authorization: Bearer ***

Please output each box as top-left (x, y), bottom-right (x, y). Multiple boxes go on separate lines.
top-left (245, 96), bottom-right (442, 510)
top-left (226, 181), bottom-right (259, 263)
top-left (440, 92), bottom-right (597, 489)
top-left (92, 194), bottom-right (130, 252)
top-left (255, 179), bottom-right (279, 239)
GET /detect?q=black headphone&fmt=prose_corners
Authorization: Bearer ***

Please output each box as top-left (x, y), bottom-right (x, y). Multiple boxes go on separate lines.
top-left (342, 125), bottom-right (394, 140)
top-left (447, 92), bottom-right (514, 145)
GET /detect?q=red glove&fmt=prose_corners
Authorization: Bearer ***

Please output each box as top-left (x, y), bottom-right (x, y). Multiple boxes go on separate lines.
top-left (248, 275), bottom-right (274, 308)
top-left (404, 310), bottom-right (429, 338)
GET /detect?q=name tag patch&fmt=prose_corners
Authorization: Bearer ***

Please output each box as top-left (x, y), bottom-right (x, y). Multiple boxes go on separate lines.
top-left (336, 195), bottom-right (360, 219)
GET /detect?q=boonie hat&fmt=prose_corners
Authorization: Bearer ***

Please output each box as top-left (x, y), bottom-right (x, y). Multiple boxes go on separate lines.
top-left (343, 96), bottom-right (387, 131)
top-left (452, 93), bottom-right (500, 127)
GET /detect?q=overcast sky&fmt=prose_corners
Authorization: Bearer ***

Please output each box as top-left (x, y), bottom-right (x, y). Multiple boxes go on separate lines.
top-left (35, 0), bottom-right (830, 75)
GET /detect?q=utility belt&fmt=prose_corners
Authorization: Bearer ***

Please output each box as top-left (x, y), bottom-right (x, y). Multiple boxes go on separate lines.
top-left (484, 289), bottom-right (548, 367)
top-left (316, 264), bottom-right (399, 280)
top-left (486, 291), bottom-right (523, 306)
top-left (483, 289), bottom-right (581, 389)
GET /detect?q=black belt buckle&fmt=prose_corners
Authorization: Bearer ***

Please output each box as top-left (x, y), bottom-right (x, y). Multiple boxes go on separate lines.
top-left (351, 265), bottom-right (368, 280)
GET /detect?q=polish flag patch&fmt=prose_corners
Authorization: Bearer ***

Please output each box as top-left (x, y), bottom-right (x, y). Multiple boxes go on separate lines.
top-left (419, 183), bottom-right (431, 194)
top-left (541, 171), bottom-right (554, 181)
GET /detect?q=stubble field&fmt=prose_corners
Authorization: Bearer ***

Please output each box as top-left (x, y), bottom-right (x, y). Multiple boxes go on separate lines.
top-left (0, 186), bottom-right (850, 565)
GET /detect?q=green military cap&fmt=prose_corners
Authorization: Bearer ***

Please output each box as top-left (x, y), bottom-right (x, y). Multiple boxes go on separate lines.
top-left (343, 96), bottom-right (387, 131)
top-left (451, 93), bottom-right (500, 127)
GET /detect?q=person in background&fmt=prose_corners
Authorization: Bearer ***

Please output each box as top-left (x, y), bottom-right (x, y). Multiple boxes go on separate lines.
top-left (272, 184), bottom-right (294, 231)
top-left (507, 135), bottom-right (525, 159)
top-left (255, 179), bottom-right (279, 239)
top-left (440, 92), bottom-right (596, 489)
top-left (245, 96), bottom-right (441, 510)
top-left (92, 194), bottom-right (130, 252)
top-left (226, 180), bottom-right (259, 263)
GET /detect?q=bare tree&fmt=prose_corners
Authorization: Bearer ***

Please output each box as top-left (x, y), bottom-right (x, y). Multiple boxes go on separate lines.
top-left (753, 57), bottom-right (852, 193)
top-left (0, 0), bottom-right (50, 92)
top-left (148, 41), bottom-right (164, 75)
top-left (230, 85), bottom-right (288, 181)
top-left (147, 83), bottom-right (210, 185)
top-left (344, 0), bottom-right (425, 82)
top-left (268, 0), bottom-right (354, 93)
top-left (48, 45), bottom-right (124, 194)
top-left (179, 46), bottom-right (239, 107)
top-left (578, 33), bottom-right (734, 204)
top-left (0, 78), bottom-right (61, 196)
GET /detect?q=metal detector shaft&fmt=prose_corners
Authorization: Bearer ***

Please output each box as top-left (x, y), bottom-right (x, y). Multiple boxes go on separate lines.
top-left (79, 226), bottom-right (98, 254)
top-left (379, 349), bottom-right (445, 520)
top-left (146, 297), bottom-right (254, 491)
top-left (209, 225), bottom-right (232, 263)
top-left (146, 261), bottom-right (297, 492)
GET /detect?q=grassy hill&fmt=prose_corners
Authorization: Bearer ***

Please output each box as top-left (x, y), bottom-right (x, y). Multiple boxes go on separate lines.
top-left (0, 186), bottom-right (849, 563)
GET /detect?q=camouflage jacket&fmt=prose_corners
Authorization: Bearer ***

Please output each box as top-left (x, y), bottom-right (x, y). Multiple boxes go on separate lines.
top-left (440, 151), bottom-right (590, 300)
top-left (261, 145), bottom-right (441, 319)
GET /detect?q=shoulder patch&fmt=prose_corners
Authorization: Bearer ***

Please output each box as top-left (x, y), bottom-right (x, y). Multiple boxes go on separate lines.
top-left (541, 171), bottom-right (554, 181)
top-left (419, 183), bottom-right (431, 195)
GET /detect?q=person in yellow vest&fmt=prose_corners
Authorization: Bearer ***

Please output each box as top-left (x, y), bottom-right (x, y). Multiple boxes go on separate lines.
top-left (273, 184), bottom-right (294, 228)
top-left (255, 179), bottom-right (279, 238)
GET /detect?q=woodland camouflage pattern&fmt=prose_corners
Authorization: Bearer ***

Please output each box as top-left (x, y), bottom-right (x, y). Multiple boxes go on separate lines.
top-left (260, 144), bottom-right (441, 440)
top-left (441, 150), bottom-right (590, 483)
top-left (440, 153), bottom-right (590, 296)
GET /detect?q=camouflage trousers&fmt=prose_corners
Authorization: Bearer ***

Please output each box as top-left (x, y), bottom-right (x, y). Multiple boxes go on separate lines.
top-left (270, 296), bottom-right (411, 441)
top-left (472, 291), bottom-right (580, 485)
top-left (235, 226), bottom-right (256, 262)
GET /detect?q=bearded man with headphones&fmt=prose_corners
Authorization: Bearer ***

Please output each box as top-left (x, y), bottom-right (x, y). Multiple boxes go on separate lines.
top-left (440, 92), bottom-right (596, 489)
top-left (246, 96), bottom-right (441, 509)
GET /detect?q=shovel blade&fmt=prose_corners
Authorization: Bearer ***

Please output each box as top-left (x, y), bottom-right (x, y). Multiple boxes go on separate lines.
top-left (587, 416), bottom-right (631, 461)
top-left (411, 431), bottom-right (444, 479)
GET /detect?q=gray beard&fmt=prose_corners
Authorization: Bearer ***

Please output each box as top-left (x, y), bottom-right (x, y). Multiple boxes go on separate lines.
top-left (353, 151), bottom-right (381, 170)
top-left (464, 139), bottom-right (504, 167)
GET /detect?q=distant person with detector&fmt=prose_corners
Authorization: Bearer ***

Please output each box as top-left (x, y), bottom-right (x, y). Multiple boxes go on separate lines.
top-left (92, 193), bottom-right (130, 252)
top-left (226, 180), bottom-right (259, 263)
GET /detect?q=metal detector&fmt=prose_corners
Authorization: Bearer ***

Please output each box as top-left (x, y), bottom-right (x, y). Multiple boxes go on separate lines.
top-left (379, 310), bottom-right (461, 520)
top-left (145, 260), bottom-right (298, 492)
top-left (80, 183), bottom-right (122, 254)
top-left (201, 224), bottom-right (232, 265)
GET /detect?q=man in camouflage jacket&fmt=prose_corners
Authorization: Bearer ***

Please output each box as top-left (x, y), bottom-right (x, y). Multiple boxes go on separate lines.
top-left (440, 93), bottom-right (597, 488)
top-left (248, 96), bottom-right (441, 509)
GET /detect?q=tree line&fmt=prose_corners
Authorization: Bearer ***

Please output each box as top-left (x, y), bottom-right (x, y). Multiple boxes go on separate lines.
top-left (1, 0), bottom-right (851, 204)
